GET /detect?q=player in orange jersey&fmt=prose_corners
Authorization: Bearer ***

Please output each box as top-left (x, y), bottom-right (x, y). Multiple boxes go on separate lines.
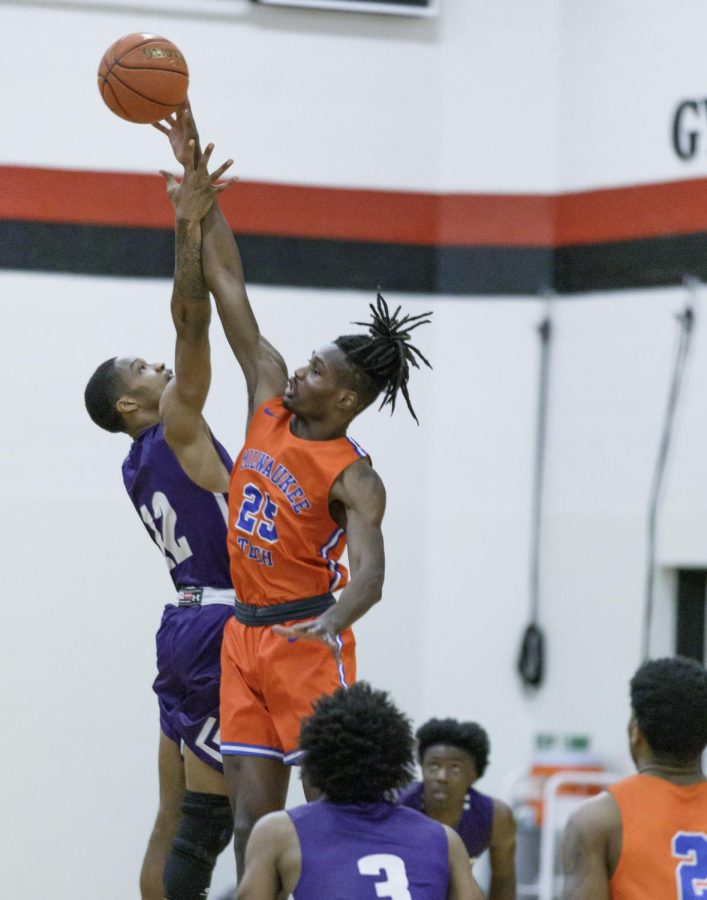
top-left (560, 656), bottom-right (707, 899)
top-left (155, 102), bottom-right (432, 879)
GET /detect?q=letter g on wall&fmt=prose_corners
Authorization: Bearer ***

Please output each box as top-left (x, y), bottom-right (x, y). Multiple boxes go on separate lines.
top-left (672, 99), bottom-right (707, 160)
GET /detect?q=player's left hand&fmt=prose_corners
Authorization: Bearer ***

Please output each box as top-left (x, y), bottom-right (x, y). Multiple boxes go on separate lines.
top-left (153, 98), bottom-right (201, 167)
top-left (273, 616), bottom-right (342, 658)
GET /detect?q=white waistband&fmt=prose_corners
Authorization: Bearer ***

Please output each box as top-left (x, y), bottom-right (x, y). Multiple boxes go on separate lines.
top-left (175, 587), bottom-right (235, 606)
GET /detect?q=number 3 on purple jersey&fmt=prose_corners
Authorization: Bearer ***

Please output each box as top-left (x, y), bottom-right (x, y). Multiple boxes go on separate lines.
top-left (673, 832), bottom-right (707, 899)
top-left (235, 483), bottom-right (279, 544)
top-left (357, 854), bottom-right (412, 900)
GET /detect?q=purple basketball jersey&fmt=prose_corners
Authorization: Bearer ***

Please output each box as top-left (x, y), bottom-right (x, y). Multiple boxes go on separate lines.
top-left (398, 782), bottom-right (494, 860)
top-left (122, 423), bottom-right (234, 771)
top-left (288, 801), bottom-right (450, 899)
top-left (122, 423), bottom-right (233, 589)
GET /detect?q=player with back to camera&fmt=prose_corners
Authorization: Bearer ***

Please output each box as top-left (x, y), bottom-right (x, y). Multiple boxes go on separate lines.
top-left (84, 144), bottom-right (238, 900)
top-left (399, 718), bottom-right (516, 899)
top-left (560, 655), bottom-right (707, 899)
top-left (236, 682), bottom-right (485, 899)
top-left (154, 101), bottom-right (433, 878)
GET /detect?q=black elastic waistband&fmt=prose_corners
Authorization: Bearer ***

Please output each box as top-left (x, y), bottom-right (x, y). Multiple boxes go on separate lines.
top-left (233, 593), bottom-right (335, 626)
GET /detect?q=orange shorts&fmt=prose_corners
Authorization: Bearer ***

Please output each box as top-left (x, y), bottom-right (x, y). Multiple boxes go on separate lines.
top-left (219, 615), bottom-right (356, 765)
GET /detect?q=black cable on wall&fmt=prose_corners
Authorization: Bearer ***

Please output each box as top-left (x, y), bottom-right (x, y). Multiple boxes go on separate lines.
top-left (642, 278), bottom-right (698, 660)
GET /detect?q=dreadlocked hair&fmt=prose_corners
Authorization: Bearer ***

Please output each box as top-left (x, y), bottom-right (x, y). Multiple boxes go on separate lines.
top-left (334, 292), bottom-right (432, 424)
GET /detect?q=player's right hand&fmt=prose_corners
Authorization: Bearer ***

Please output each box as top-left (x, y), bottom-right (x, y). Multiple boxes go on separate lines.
top-left (159, 141), bottom-right (236, 222)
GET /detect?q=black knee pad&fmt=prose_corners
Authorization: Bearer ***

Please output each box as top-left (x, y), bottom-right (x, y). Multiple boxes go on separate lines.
top-left (163, 791), bottom-right (233, 900)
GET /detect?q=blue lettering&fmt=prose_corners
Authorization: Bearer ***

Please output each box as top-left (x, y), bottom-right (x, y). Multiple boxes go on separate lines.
top-left (236, 537), bottom-right (275, 568)
top-left (237, 449), bottom-right (312, 515)
top-left (288, 486), bottom-right (305, 504)
top-left (271, 464), bottom-right (287, 485)
top-left (278, 474), bottom-right (297, 494)
top-left (255, 452), bottom-right (273, 474)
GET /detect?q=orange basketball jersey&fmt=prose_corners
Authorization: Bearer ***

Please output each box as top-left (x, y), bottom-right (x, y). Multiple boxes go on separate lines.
top-left (228, 397), bottom-right (369, 605)
top-left (608, 773), bottom-right (707, 899)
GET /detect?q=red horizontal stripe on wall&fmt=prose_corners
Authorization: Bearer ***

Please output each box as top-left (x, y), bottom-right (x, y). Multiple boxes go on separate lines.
top-left (0, 165), bottom-right (551, 246)
top-left (1, 165), bottom-right (707, 247)
top-left (555, 179), bottom-right (707, 245)
top-left (436, 193), bottom-right (555, 246)
top-left (0, 167), bottom-right (167, 229)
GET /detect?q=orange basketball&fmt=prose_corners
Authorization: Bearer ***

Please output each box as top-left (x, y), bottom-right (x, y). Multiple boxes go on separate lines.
top-left (97, 33), bottom-right (189, 124)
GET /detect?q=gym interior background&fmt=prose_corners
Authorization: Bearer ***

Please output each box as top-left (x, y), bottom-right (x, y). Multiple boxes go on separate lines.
top-left (1, 1), bottom-right (706, 896)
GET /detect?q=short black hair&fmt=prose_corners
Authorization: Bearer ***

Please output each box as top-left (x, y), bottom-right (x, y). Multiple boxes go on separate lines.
top-left (84, 357), bottom-right (127, 433)
top-left (334, 292), bottom-right (432, 424)
top-left (631, 656), bottom-right (707, 759)
top-left (416, 718), bottom-right (490, 777)
top-left (300, 682), bottom-right (415, 803)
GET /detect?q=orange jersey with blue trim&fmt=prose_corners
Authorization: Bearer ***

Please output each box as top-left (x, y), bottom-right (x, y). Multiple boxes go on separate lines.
top-left (228, 397), bottom-right (369, 605)
top-left (608, 774), bottom-right (707, 899)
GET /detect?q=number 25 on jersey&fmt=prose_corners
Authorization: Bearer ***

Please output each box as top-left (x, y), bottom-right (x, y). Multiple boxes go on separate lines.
top-left (235, 483), bottom-right (279, 544)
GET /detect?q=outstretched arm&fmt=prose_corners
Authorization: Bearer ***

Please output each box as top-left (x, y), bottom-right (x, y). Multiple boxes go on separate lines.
top-left (159, 142), bottom-right (235, 491)
top-left (155, 102), bottom-right (288, 421)
top-left (273, 460), bottom-right (386, 647)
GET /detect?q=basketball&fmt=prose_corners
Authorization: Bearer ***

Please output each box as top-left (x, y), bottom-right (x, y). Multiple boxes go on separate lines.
top-left (97, 33), bottom-right (189, 124)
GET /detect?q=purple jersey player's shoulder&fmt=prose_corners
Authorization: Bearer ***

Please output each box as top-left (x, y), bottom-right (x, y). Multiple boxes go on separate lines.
top-left (122, 423), bottom-right (234, 591)
top-left (398, 781), bottom-right (494, 859)
top-left (289, 800), bottom-right (449, 899)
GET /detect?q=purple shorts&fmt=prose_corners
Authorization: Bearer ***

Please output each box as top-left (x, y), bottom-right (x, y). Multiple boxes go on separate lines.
top-left (153, 602), bottom-right (232, 772)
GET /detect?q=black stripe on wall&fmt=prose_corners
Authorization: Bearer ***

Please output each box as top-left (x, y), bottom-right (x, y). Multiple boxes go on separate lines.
top-left (3, 220), bottom-right (707, 295)
top-left (675, 569), bottom-right (706, 663)
top-left (0, 221), bottom-right (552, 294)
top-left (555, 233), bottom-right (707, 293)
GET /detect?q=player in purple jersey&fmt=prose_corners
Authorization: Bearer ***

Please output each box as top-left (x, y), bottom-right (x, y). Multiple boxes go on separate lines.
top-left (236, 682), bottom-right (483, 900)
top-left (84, 145), bottom-right (238, 900)
top-left (399, 719), bottom-right (516, 900)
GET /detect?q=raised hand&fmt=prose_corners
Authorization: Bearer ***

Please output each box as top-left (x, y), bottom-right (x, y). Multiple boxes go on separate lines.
top-left (160, 141), bottom-right (237, 223)
top-left (153, 98), bottom-right (202, 167)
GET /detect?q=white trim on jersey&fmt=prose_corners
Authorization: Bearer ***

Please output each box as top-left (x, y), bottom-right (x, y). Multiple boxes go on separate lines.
top-left (320, 527), bottom-right (345, 591)
top-left (213, 492), bottom-right (230, 525)
top-left (335, 634), bottom-right (349, 687)
top-left (346, 436), bottom-right (369, 458)
top-left (284, 749), bottom-right (305, 765)
top-left (220, 743), bottom-right (285, 761)
top-left (194, 717), bottom-right (223, 763)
